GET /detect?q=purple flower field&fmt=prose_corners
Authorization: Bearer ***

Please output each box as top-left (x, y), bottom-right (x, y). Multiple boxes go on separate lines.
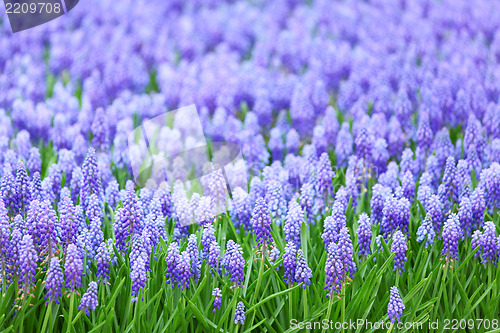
top-left (0, 0), bottom-right (500, 332)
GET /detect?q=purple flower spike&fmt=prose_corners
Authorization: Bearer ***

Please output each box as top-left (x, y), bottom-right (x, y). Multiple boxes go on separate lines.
top-left (7, 227), bottom-right (22, 277)
top-left (471, 230), bottom-right (482, 258)
top-left (441, 214), bottom-right (461, 261)
top-left (338, 227), bottom-right (356, 278)
top-left (212, 288), bottom-right (222, 313)
top-left (78, 281), bottom-right (99, 316)
top-left (27, 148), bottom-right (41, 175)
top-left (284, 201), bottom-right (303, 247)
top-left (65, 243), bottom-right (83, 291)
top-left (222, 240), bottom-right (244, 286)
top-left (0, 200), bottom-right (9, 267)
top-left (317, 153), bottom-right (335, 201)
top-left (130, 255), bottom-right (147, 300)
top-left (19, 235), bottom-right (38, 290)
top-left (234, 301), bottom-right (245, 325)
top-left (45, 257), bottom-right (64, 304)
top-left (114, 190), bottom-right (143, 253)
top-left (15, 161), bottom-right (31, 213)
top-left (401, 170), bottom-right (415, 203)
top-left (294, 249), bottom-right (312, 289)
top-left (59, 196), bottom-right (77, 248)
top-left (264, 180), bottom-right (287, 225)
top-left (251, 197), bottom-right (273, 247)
top-left (187, 234), bottom-right (201, 283)
top-left (416, 215), bottom-right (436, 248)
top-left (96, 242), bottom-right (110, 280)
top-left (80, 148), bottom-right (102, 211)
top-left (165, 242), bottom-right (180, 287)
top-left (283, 242), bottom-right (297, 285)
top-left (480, 222), bottom-right (499, 265)
top-left (325, 242), bottom-right (342, 296)
top-left (207, 241), bottom-right (221, 276)
top-left (177, 251), bottom-right (191, 290)
top-left (391, 231), bottom-right (407, 274)
top-left (371, 184), bottom-right (391, 225)
top-left (357, 213), bottom-right (372, 257)
top-left (29, 172), bottom-right (42, 202)
top-left (202, 224), bottom-right (216, 255)
top-left (388, 286), bottom-right (405, 323)
top-left (1, 166), bottom-right (18, 216)
top-left (427, 195), bottom-right (443, 233)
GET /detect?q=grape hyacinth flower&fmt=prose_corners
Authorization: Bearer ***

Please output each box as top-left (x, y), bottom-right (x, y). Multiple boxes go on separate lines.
top-left (87, 217), bottom-right (104, 261)
top-left (27, 147), bottom-right (41, 175)
top-left (28, 199), bottom-right (57, 259)
top-left (231, 187), bottom-right (252, 231)
top-left (427, 195), bottom-right (443, 233)
top-left (322, 202), bottom-right (347, 248)
top-left (251, 197), bottom-right (273, 247)
top-left (299, 182), bottom-right (316, 224)
top-left (480, 221), bottom-right (499, 265)
top-left (187, 234), bottom-right (201, 283)
top-left (416, 215), bottom-right (436, 248)
top-left (177, 251), bottom-right (191, 290)
top-left (196, 196), bottom-right (214, 226)
top-left (294, 249), bottom-right (312, 289)
top-left (29, 172), bottom-right (42, 202)
top-left (78, 281), bottom-right (99, 315)
top-left (105, 180), bottom-right (120, 210)
top-left (470, 188), bottom-right (486, 229)
top-left (95, 242), bottom-right (110, 280)
top-left (269, 245), bottom-right (280, 266)
top-left (284, 201), bottom-right (302, 246)
top-left (371, 184), bottom-right (391, 225)
top-left (388, 286), bottom-right (405, 323)
top-left (1, 167), bottom-right (18, 216)
top-left (44, 257), bottom-right (64, 304)
top-left (264, 180), bottom-right (287, 224)
top-left (0, 200), bottom-right (8, 276)
top-left (202, 223), bottom-right (216, 255)
top-left (7, 227), bottom-right (22, 278)
top-left (234, 301), bottom-right (245, 325)
top-left (471, 230), bottom-right (482, 258)
top-left (114, 190), bottom-right (143, 252)
top-left (15, 161), bottom-right (31, 213)
top-left (357, 213), bottom-right (372, 257)
top-left (19, 235), bottom-right (38, 292)
top-left (80, 148), bottom-right (102, 210)
top-left (441, 214), bottom-right (461, 261)
top-left (65, 243), bottom-right (83, 291)
top-left (59, 196), bottom-right (77, 248)
top-left (283, 242), bottom-right (297, 285)
top-left (338, 227), bottom-right (357, 278)
top-left (325, 242), bottom-right (342, 296)
top-left (317, 152), bottom-right (335, 202)
top-left (401, 170), bottom-right (415, 203)
top-left (165, 242), bottom-right (180, 288)
top-left (212, 288), bottom-right (222, 313)
top-left (130, 255), bottom-right (147, 300)
top-left (391, 231), bottom-right (407, 274)
top-left (222, 240), bottom-right (245, 286)
top-left (207, 241), bottom-right (221, 276)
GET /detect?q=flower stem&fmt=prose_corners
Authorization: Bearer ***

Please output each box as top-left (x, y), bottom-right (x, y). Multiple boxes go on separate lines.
top-left (341, 285), bottom-right (346, 333)
top-left (248, 243), bottom-right (266, 328)
top-left (66, 293), bottom-right (75, 333)
top-left (303, 288), bottom-right (308, 319)
top-left (41, 302), bottom-right (52, 333)
top-left (322, 295), bottom-right (334, 333)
